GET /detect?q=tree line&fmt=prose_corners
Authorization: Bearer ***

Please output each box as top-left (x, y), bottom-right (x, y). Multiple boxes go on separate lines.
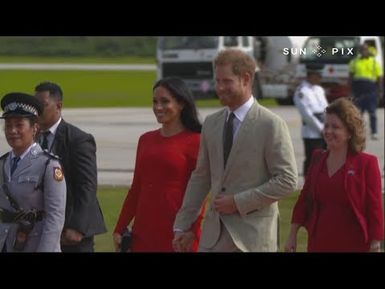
top-left (0, 37), bottom-right (157, 57)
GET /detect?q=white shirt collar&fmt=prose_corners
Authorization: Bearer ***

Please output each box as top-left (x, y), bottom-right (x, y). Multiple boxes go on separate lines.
top-left (11, 143), bottom-right (37, 160)
top-left (46, 117), bottom-right (62, 135)
top-left (226, 96), bottom-right (254, 122)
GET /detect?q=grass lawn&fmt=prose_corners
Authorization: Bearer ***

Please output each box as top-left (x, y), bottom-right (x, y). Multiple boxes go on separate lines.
top-left (94, 185), bottom-right (307, 252)
top-left (0, 70), bottom-right (157, 107)
top-left (94, 186), bottom-right (128, 252)
top-left (278, 192), bottom-right (308, 252)
top-left (0, 56), bottom-right (279, 108)
top-left (0, 70), bottom-right (277, 108)
top-left (0, 55), bottom-right (155, 64)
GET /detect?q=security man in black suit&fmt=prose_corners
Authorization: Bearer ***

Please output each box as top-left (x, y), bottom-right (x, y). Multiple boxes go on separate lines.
top-left (34, 82), bottom-right (106, 252)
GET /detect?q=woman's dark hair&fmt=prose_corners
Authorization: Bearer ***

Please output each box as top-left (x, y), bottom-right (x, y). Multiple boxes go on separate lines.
top-left (153, 77), bottom-right (202, 133)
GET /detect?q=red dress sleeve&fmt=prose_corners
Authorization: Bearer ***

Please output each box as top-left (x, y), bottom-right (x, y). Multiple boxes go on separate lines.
top-left (291, 175), bottom-right (311, 226)
top-left (365, 155), bottom-right (384, 241)
top-left (113, 136), bottom-right (143, 235)
top-left (292, 149), bottom-right (324, 226)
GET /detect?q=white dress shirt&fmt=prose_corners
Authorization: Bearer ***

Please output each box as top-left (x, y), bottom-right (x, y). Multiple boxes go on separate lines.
top-left (225, 95), bottom-right (254, 142)
top-left (40, 117), bottom-right (62, 150)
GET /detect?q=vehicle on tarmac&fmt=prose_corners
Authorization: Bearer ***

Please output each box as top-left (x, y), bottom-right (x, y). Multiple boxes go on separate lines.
top-left (294, 36), bottom-right (384, 104)
top-left (156, 36), bottom-right (308, 103)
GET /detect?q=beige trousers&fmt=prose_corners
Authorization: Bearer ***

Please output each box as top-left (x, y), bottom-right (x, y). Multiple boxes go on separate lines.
top-left (198, 221), bottom-right (241, 252)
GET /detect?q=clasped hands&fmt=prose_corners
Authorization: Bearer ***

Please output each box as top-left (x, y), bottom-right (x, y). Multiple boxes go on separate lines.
top-left (61, 228), bottom-right (84, 245)
top-left (172, 231), bottom-right (196, 252)
top-left (172, 194), bottom-right (238, 252)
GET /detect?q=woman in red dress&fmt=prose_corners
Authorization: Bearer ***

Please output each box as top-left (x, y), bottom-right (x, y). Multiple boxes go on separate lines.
top-left (113, 77), bottom-right (205, 252)
top-left (285, 98), bottom-right (383, 252)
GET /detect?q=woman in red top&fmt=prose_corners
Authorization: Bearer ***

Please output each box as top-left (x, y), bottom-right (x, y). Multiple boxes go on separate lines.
top-left (113, 77), bottom-right (205, 252)
top-left (285, 98), bottom-right (383, 252)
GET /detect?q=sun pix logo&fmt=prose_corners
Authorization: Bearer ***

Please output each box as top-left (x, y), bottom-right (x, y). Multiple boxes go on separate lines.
top-left (312, 45), bottom-right (327, 57)
top-left (283, 45), bottom-right (354, 57)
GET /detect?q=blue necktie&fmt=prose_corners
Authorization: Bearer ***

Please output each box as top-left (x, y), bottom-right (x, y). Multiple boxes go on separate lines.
top-left (10, 157), bottom-right (20, 176)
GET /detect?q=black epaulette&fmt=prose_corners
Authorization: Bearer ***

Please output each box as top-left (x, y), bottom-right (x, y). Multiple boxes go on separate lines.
top-left (0, 152), bottom-right (9, 160)
top-left (43, 149), bottom-right (61, 161)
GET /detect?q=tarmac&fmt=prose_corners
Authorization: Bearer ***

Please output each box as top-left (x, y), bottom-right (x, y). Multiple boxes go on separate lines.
top-left (0, 105), bottom-right (383, 190)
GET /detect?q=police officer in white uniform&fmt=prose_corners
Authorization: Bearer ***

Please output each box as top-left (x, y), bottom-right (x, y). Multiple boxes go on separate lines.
top-left (293, 64), bottom-right (328, 176)
top-left (0, 92), bottom-right (66, 252)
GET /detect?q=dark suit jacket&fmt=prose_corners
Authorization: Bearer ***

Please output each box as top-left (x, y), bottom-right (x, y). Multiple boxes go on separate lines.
top-left (51, 119), bottom-right (106, 237)
top-left (292, 149), bottom-right (384, 243)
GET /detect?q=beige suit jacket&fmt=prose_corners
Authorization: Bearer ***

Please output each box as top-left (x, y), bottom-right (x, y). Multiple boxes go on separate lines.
top-left (174, 101), bottom-right (298, 252)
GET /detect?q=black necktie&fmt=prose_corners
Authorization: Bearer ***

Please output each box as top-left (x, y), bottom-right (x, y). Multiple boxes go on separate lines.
top-left (41, 131), bottom-right (50, 150)
top-left (223, 112), bottom-right (235, 167)
top-left (10, 156), bottom-right (20, 176)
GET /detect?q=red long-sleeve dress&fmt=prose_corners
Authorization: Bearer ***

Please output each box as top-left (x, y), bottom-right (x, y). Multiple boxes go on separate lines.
top-left (307, 163), bottom-right (368, 251)
top-left (292, 149), bottom-right (384, 252)
top-left (114, 129), bottom-right (205, 252)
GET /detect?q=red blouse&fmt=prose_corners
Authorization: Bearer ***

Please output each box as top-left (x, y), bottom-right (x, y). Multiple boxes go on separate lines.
top-left (114, 129), bottom-right (205, 252)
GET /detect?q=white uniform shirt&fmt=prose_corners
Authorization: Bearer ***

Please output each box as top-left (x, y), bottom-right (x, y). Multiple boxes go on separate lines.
top-left (293, 80), bottom-right (328, 139)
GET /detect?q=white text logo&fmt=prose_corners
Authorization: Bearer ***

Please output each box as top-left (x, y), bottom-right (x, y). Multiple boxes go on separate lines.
top-left (283, 47), bottom-right (354, 57)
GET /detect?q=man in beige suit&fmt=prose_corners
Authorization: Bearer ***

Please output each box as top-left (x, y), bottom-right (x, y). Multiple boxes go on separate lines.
top-left (172, 48), bottom-right (298, 252)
